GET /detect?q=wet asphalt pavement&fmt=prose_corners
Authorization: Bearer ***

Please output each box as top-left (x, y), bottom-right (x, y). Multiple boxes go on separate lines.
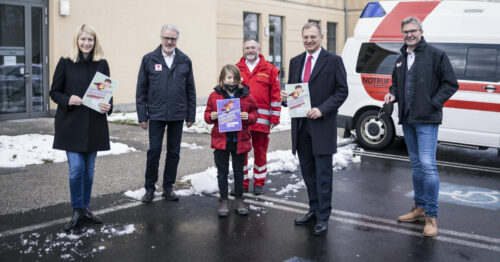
top-left (1, 119), bottom-right (500, 261)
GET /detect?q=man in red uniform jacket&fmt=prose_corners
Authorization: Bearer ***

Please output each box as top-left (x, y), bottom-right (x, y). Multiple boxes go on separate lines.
top-left (236, 38), bottom-right (281, 195)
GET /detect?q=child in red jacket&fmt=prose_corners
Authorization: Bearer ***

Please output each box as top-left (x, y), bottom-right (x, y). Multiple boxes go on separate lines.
top-left (204, 64), bottom-right (258, 217)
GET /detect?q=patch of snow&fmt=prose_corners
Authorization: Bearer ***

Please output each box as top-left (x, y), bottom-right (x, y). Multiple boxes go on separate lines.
top-left (181, 142), bottom-right (203, 150)
top-left (123, 186), bottom-right (162, 201)
top-left (275, 180), bottom-right (306, 196)
top-left (113, 224), bottom-right (135, 236)
top-left (181, 167), bottom-right (219, 194)
top-left (0, 134), bottom-right (136, 168)
top-left (60, 254), bottom-right (72, 259)
top-left (123, 140), bottom-right (360, 199)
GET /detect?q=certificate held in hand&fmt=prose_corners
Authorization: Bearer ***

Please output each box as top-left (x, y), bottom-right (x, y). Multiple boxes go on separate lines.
top-left (285, 83), bottom-right (311, 118)
top-left (82, 72), bottom-right (118, 113)
top-left (217, 98), bottom-right (242, 132)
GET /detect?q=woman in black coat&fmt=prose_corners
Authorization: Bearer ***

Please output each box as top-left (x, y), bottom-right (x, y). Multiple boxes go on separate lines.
top-left (49, 24), bottom-right (112, 231)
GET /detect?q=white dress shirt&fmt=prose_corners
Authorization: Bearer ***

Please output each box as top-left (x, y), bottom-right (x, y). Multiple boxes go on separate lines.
top-left (162, 49), bottom-right (175, 69)
top-left (406, 48), bottom-right (415, 70)
top-left (245, 57), bottom-right (260, 73)
top-left (301, 48), bottom-right (322, 82)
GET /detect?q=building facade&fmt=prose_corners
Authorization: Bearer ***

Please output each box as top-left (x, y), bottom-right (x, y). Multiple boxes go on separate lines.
top-left (0, 0), bottom-right (366, 120)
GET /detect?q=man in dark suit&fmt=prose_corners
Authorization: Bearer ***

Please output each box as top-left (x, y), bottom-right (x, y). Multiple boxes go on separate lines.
top-left (282, 22), bottom-right (348, 235)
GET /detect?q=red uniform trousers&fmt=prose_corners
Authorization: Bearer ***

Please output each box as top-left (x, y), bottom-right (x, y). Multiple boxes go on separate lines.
top-left (244, 130), bottom-right (270, 188)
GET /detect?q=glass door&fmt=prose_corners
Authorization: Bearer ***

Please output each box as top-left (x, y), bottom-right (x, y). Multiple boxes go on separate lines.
top-left (0, 0), bottom-right (48, 120)
top-left (269, 15), bottom-right (284, 86)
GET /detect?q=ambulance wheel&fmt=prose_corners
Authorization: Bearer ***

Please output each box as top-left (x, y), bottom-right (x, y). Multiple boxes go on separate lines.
top-left (355, 110), bottom-right (394, 150)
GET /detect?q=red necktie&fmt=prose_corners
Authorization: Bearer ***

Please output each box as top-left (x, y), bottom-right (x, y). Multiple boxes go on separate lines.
top-left (303, 55), bottom-right (313, 83)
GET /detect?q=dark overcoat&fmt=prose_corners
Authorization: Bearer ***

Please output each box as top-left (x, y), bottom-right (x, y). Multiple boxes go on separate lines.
top-left (49, 54), bottom-right (112, 152)
top-left (288, 48), bottom-right (348, 155)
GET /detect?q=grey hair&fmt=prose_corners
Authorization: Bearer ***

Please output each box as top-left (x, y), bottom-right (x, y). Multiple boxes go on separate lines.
top-left (160, 24), bottom-right (180, 37)
top-left (401, 17), bottom-right (423, 31)
top-left (243, 37), bottom-right (260, 47)
top-left (302, 22), bottom-right (322, 36)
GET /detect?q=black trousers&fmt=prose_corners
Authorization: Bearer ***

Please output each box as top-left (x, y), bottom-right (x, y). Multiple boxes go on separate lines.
top-left (214, 142), bottom-right (245, 199)
top-left (144, 120), bottom-right (184, 191)
top-left (296, 119), bottom-right (334, 221)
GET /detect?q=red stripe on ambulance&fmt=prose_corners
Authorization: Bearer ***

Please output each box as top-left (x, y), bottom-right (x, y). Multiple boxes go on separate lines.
top-left (360, 74), bottom-right (500, 112)
top-left (370, 1), bottom-right (440, 42)
top-left (444, 100), bottom-right (500, 112)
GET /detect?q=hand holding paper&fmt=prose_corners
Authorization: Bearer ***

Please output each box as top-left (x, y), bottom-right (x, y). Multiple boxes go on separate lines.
top-left (68, 95), bottom-right (82, 106)
top-left (98, 102), bottom-right (111, 114)
top-left (240, 112), bottom-right (248, 121)
top-left (210, 111), bottom-right (218, 120)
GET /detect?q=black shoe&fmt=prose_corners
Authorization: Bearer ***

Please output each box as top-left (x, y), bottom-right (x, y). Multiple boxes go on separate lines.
top-left (313, 220), bottom-right (328, 235)
top-left (229, 187), bottom-right (248, 196)
top-left (235, 199), bottom-right (249, 216)
top-left (295, 211), bottom-right (316, 225)
top-left (217, 199), bottom-right (229, 217)
top-left (162, 188), bottom-right (179, 201)
top-left (63, 208), bottom-right (84, 232)
top-left (83, 207), bottom-right (103, 224)
top-left (142, 190), bottom-right (155, 204)
top-left (253, 186), bottom-right (264, 195)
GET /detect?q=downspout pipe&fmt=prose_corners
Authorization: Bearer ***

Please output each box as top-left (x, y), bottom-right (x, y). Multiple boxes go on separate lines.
top-left (344, 0), bottom-right (349, 42)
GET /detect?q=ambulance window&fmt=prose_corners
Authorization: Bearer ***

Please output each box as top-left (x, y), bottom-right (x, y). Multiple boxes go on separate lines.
top-left (356, 43), bottom-right (400, 75)
top-left (433, 44), bottom-right (467, 79)
top-left (465, 48), bottom-right (498, 81)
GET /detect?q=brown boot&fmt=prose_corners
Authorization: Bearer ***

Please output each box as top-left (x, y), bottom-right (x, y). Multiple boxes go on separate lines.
top-left (423, 217), bottom-right (438, 237)
top-left (397, 207), bottom-right (425, 222)
top-left (217, 199), bottom-right (229, 217)
top-left (235, 198), bottom-right (249, 216)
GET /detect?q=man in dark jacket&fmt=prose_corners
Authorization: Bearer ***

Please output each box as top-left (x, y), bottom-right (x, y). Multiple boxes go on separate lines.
top-left (136, 24), bottom-right (196, 204)
top-left (282, 22), bottom-right (348, 235)
top-left (384, 17), bottom-right (458, 237)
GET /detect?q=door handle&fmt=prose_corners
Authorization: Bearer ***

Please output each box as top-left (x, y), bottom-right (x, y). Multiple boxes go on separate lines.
top-left (23, 73), bottom-right (31, 79)
top-left (483, 85), bottom-right (496, 93)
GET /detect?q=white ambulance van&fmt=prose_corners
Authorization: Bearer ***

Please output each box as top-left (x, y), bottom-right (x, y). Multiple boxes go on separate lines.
top-left (339, 1), bottom-right (500, 150)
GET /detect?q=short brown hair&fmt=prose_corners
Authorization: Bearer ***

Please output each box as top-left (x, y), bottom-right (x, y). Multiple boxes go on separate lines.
top-left (218, 64), bottom-right (243, 89)
top-left (302, 22), bottom-right (322, 36)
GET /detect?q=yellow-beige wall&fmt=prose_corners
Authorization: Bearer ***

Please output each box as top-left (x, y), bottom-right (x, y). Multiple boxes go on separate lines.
top-left (216, 0), bottom-right (346, 87)
top-left (48, 0), bottom-right (217, 109)
top-left (48, 0), bottom-right (355, 110)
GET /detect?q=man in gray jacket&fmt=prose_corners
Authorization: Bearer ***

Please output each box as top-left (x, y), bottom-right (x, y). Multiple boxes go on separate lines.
top-left (136, 24), bottom-right (196, 204)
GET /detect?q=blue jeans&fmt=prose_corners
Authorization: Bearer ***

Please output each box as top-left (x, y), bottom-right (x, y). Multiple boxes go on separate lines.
top-left (402, 119), bottom-right (439, 218)
top-left (66, 152), bottom-right (97, 209)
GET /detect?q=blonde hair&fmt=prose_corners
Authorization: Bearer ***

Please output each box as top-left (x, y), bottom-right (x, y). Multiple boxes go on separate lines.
top-left (66, 24), bottom-right (104, 63)
top-left (218, 64), bottom-right (243, 90)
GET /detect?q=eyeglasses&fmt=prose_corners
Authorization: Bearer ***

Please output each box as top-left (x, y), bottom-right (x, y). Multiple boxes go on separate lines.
top-left (402, 29), bottom-right (420, 35)
top-left (302, 35), bottom-right (319, 40)
top-left (162, 37), bottom-right (178, 42)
